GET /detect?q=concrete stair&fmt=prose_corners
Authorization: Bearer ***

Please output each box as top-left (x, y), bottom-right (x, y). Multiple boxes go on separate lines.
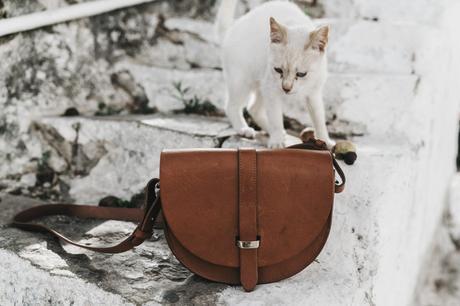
top-left (1, 1), bottom-right (460, 305)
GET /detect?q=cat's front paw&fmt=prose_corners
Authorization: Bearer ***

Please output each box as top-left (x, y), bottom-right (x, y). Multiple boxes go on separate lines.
top-left (238, 127), bottom-right (256, 139)
top-left (267, 134), bottom-right (286, 148)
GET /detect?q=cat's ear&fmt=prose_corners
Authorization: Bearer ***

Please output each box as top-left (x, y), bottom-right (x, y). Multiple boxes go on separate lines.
top-left (270, 17), bottom-right (287, 44)
top-left (308, 25), bottom-right (329, 52)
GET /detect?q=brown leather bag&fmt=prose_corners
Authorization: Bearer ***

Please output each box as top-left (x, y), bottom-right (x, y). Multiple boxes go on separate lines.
top-left (12, 139), bottom-right (345, 292)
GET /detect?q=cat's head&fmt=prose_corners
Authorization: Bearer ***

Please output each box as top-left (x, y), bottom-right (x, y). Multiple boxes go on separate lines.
top-left (269, 17), bottom-right (329, 95)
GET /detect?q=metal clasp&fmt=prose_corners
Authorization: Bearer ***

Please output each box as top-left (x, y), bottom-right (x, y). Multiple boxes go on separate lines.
top-left (236, 239), bottom-right (260, 249)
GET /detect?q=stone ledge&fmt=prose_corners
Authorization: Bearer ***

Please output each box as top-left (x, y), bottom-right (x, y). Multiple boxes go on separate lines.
top-left (0, 249), bottom-right (130, 305)
top-left (142, 16), bottom-right (440, 75)
top-left (120, 62), bottom-right (417, 137)
top-left (321, 0), bottom-right (449, 24)
top-left (1, 133), bottom-right (453, 305)
top-left (31, 114), bottom-right (234, 203)
top-left (0, 195), bottom-right (222, 305)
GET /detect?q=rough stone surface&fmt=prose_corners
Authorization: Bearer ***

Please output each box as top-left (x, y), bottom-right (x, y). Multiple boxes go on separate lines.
top-left (320, 0), bottom-right (451, 24)
top-left (413, 174), bottom-right (460, 306)
top-left (0, 249), bottom-right (131, 305)
top-left (0, 1), bottom-right (225, 180)
top-left (447, 175), bottom-right (460, 244)
top-left (119, 64), bottom-right (225, 113)
top-left (0, 194), bottom-right (225, 305)
top-left (113, 63), bottom-right (414, 138)
top-left (32, 115), bottom-right (234, 203)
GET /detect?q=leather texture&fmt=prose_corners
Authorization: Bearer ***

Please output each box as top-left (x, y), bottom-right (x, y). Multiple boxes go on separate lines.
top-left (160, 148), bottom-right (336, 290)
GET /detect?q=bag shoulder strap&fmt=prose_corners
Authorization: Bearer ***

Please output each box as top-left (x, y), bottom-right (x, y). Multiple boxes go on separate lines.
top-left (11, 178), bottom-right (161, 253)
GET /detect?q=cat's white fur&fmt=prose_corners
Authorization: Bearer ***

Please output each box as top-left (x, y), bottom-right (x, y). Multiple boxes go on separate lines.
top-left (216, 0), bottom-right (334, 148)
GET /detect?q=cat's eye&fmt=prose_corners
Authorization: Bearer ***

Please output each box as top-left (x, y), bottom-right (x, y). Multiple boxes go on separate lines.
top-left (274, 67), bottom-right (283, 75)
top-left (296, 72), bottom-right (307, 78)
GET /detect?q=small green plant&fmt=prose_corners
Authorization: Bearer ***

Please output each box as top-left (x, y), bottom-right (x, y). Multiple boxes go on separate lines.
top-left (171, 81), bottom-right (222, 117)
top-left (35, 150), bottom-right (55, 186)
top-left (38, 151), bottom-right (51, 171)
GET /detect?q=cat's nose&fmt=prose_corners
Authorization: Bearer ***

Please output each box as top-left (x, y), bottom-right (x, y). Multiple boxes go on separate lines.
top-left (282, 86), bottom-right (291, 93)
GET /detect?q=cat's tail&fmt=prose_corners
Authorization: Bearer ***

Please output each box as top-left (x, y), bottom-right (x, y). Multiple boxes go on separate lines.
top-left (215, 0), bottom-right (238, 44)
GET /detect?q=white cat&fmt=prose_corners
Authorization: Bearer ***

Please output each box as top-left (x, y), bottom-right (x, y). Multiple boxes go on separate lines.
top-left (216, 0), bottom-right (334, 148)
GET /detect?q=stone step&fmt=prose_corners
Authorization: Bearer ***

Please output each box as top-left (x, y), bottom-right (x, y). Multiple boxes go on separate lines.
top-left (320, 0), bottom-right (449, 24)
top-left (119, 63), bottom-right (419, 140)
top-left (1, 127), bottom-right (455, 305)
top-left (1, 2), bottom-right (459, 305)
top-left (150, 16), bottom-right (441, 75)
top-left (0, 13), bottom-right (445, 181)
top-left (4, 25), bottom-right (459, 297)
top-left (32, 114), bottom-right (235, 203)
top-left (127, 16), bottom-right (447, 145)
top-left (324, 19), bottom-right (441, 75)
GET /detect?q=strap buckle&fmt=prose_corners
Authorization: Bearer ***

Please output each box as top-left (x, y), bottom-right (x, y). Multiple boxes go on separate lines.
top-left (236, 240), bottom-right (260, 249)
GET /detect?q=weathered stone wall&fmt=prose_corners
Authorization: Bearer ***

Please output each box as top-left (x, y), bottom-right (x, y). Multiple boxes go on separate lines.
top-left (1, 0), bottom-right (159, 181)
